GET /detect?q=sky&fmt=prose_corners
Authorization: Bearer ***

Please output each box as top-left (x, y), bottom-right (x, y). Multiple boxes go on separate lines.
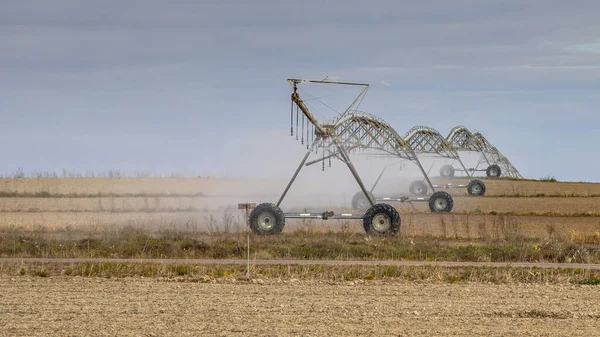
top-left (1, 0), bottom-right (599, 181)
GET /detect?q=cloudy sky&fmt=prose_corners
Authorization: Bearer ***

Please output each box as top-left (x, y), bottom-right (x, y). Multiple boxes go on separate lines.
top-left (1, 0), bottom-right (599, 181)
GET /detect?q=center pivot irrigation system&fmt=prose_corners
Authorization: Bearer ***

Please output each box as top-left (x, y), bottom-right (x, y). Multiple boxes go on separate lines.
top-left (405, 126), bottom-right (486, 195)
top-left (445, 126), bottom-right (523, 179)
top-left (348, 123), bottom-right (488, 211)
top-left (356, 126), bottom-right (487, 201)
top-left (247, 78), bottom-right (458, 236)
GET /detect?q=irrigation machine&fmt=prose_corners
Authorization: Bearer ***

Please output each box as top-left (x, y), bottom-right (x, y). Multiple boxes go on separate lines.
top-left (348, 125), bottom-right (486, 213)
top-left (445, 126), bottom-right (523, 179)
top-left (403, 126), bottom-right (487, 196)
top-left (247, 78), bottom-right (453, 236)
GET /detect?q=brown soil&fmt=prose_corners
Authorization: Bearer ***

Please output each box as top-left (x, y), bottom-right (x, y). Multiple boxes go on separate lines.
top-left (1, 276), bottom-right (598, 336)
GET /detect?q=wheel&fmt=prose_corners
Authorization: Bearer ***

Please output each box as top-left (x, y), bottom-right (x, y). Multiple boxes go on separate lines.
top-left (248, 203), bottom-right (285, 235)
top-left (363, 203), bottom-right (400, 236)
top-left (428, 191), bottom-right (454, 212)
top-left (467, 179), bottom-right (486, 196)
top-left (440, 165), bottom-right (455, 177)
top-left (351, 191), bottom-right (376, 210)
top-left (486, 164), bottom-right (502, 177)
top-left (409, 180), bottom-right (428, 196)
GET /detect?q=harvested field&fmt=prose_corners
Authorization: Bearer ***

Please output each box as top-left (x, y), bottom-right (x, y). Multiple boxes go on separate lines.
top-left (0, 178), bottom-right (599, 239)
top-left (0, 211), bottom-right (598, 238)
top-left (1, 275), bottom-right (598, 336)
top-left (2, 177), bottom-right (600, 197)
top-left (0, 177), bottom-right (283, 195)
top-left (431, 178), bottom-right (600, 197)
top-left (0, 195), bottom-right (598, 214)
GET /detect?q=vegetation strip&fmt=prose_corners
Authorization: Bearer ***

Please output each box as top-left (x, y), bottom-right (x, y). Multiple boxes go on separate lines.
top-left (2, 228), bottom-right (599, 263)
top-left (1, 261), bottom-right (599, 284)
top-left (1, 209), bottom-right (599, 217)
top-left (2, 257), bottom-right (600, 270)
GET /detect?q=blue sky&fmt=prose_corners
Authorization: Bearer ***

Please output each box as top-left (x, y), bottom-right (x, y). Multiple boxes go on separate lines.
top-left (1, 0), bottom-right (599, 181)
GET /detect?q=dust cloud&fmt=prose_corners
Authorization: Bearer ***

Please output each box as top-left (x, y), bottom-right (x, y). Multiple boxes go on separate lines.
top-left (229, 131), bottom-right (478, 212)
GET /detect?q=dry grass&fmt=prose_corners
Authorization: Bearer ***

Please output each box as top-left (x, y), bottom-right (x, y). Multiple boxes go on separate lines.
top-left (1, 225), bottom-right (599, 264)
top-left (569, 231), bottom-right (600, 245)
top-left (2, 261), bottom-right (599, 285)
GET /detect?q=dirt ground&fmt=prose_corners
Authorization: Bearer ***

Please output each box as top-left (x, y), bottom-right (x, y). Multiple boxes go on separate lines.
top-left (0, 276), bottom-right (598, 336)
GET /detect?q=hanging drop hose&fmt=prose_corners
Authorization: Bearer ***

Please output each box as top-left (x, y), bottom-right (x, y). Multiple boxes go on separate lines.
top-left (306, 116), bottom-right (309, 149)
top-left (290, 99), bottom-right (294, 136)
top-left (301, 113), bottom-right (304, 145)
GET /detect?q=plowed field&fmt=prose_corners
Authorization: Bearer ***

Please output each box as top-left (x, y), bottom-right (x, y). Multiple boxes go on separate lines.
top-left (1, 277), bottom-right (598, 336)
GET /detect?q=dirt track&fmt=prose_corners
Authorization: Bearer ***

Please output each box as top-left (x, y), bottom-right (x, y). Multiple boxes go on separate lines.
top-left (1, 276), bottom-right (598, 336)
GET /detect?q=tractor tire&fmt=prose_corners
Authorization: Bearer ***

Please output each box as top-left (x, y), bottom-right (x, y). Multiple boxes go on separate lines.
top-left (409, 180), bottom-right (428, 196)
top-left (351, 191), bottom-right (376, 210)
top-left (486, 164), bottom-right (502, 177)
top-left (248, 203), bottom-right (285, 235)
top-left (440, 164), bottom-right (455, 177)
top-left (467, 179), bottom-right (486, 196)
top-left (428, 191), bottom-right (454, 212)
top-left (363, 203), bottom-right (400, 236)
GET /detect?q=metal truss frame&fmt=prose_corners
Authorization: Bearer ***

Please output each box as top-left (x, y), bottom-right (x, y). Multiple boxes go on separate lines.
top-left (402, 125), bottom-right (479, 191)
top-left (273, 78), bottom-right (445, 220)
top-left (446, 125), bottom-right (523, 178)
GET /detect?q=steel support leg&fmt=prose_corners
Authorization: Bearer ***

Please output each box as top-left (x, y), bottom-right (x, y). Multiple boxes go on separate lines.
top-left (370, 161), bottom-right (400, 193)
top-left (456, 158), bottom-right (472, 178)
top-left (335, 143), bottom-right (375, 207)
top-left (276, 149), bottom-right (312, 207)
top-left (370, 165), bottom-right (389, 193)
top-left (414, 156), bottom-right (436, 193)
top-left (479, 150), bottom-right (492, 166)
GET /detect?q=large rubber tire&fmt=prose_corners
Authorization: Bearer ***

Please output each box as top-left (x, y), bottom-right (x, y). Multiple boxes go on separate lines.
top-left (351, 191), bottom-right (376, 210)
top-left (363, 203), bottom-right (401, 236)
top-left (409, 180), bottom-right (428, 196)
top-left (440, 164), bottom-right (455, 178)
top-left (248, 203), bottom-right (285, 235)
top-left (428, 191), bottom-right (454, 212)
top-left (467, 179), bottom-right (486, 196)
top-left (486, 164), bottom-right (502, 177)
